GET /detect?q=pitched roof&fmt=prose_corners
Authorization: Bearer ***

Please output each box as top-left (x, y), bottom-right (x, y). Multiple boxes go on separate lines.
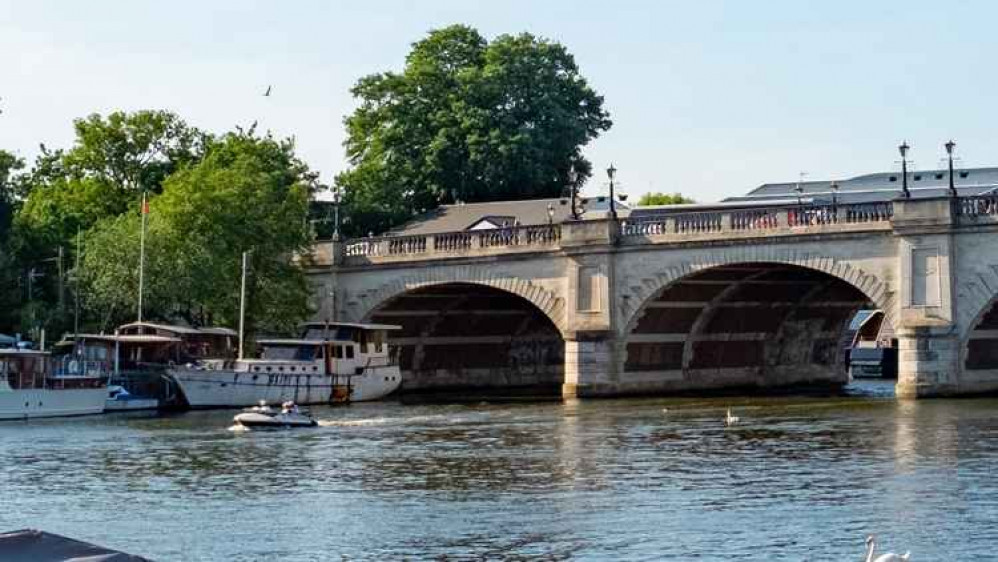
top-left (388, 198), bottom-right (573, 236)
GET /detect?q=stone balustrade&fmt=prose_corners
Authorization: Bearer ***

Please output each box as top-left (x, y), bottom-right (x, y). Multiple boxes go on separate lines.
top-left (308, 199), bottom-right (972, 267)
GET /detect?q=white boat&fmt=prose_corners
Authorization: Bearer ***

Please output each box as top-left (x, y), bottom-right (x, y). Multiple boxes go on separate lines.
top-left (168, 322), bottom-right (402, 408)
top-left (233, 401), bottom-right (317, 428)
top-left (0, 347), bottom-right (107, 420)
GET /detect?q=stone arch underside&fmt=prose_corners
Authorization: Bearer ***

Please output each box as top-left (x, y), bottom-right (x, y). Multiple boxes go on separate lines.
top-left (343, 270), bottom-right (566, 336)
top-left (622, 262), bottom-right (880, 392)
top-left (364, 283), bottom-right (564, 393)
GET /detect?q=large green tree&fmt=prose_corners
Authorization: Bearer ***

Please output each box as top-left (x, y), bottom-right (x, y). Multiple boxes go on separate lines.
top-left (79, 130), bottom-right (315, 334)
top-left (15, 110), bottom-right (206, 254)
top-left (337, 25), bottom-right (611, 235)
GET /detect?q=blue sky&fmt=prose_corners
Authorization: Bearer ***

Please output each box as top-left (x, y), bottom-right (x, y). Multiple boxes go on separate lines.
top-left (1, 0), bottom-right (996, 202)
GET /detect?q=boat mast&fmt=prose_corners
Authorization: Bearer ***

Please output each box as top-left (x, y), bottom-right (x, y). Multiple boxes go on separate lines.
top-left (74, 227), bottom-right (82, 336)
top-left (238, 251), bottom-right (249, 360)
top-left (137, 191), bottom-right (148, 322)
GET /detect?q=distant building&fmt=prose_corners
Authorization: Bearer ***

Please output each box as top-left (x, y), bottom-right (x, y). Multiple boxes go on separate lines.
top-left (726, 166), bottom-right (998, 205)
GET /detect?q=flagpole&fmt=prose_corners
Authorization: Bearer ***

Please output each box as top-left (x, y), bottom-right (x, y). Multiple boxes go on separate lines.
top-left (137, 191), bottom-right (147, 322)
top-left (238, 251), bottom-right (249, 360)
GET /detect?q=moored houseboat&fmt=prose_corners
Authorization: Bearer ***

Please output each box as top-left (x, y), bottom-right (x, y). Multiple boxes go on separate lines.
top-left (167, 322), bottom-right (402, 408)
top-left (0, 345), bottom-right (107, 420)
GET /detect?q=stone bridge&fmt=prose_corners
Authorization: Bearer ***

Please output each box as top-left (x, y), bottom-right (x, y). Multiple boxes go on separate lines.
top-left (304, 196), bottom-right (998, 399)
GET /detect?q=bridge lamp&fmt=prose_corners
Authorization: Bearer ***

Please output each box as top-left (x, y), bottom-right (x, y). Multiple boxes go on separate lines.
top-left (830, 181), bottom-right (839, 207)
top-left (547, 202), bottom-right (555, 225)
top-left (945, 140), bottom-right (957, 197)
top-left (898, 141), bottom-right (911, 199)
top-left (332, 186), bottom-right (342, 241)
top-left (567, 166), bottom-right (580, 220)
top-left (606, 164), bottom-right (618, 221)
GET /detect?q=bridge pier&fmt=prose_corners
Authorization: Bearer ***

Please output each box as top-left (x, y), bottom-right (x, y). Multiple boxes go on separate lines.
top-left (562, 332), bottom-right (619, 398)
top-left (895, 326), bottom-right (960, 398)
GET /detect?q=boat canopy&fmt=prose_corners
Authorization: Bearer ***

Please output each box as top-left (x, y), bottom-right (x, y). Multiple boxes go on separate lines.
top-left (256, 338), bottom-right (341, 346)
top-left (300, 321), bottom-right (402, 331)
top-left (55, 334), bottom-right (182, 347)
top-left (118, 321), bottom-right (237, 337)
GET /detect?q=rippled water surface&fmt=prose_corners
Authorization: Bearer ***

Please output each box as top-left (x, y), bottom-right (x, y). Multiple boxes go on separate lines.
top-left (2, 380), bottom-right (997, 560)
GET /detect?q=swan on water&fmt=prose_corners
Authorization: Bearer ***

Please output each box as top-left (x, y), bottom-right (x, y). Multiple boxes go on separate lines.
top-left (724, 408), bottom-right (739, 426)
top-left (864, 535), bottom-right (910, 562)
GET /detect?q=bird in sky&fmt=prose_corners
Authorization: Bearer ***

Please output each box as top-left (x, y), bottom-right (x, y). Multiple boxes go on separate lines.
top-left (263, 85), bottom-right (272, 97)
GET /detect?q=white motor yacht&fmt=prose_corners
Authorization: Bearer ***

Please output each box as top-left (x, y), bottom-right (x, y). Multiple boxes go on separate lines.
top-left (168, 323), bottom-right (402, 408)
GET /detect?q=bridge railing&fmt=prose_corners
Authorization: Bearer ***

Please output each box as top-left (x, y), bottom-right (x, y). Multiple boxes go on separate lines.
top-left (620, 201), bottom-right (893, 238)
top-left (333, 202), bottom-right (897, 265)
top-left (958, 195), bottom-right (998, 218)
top-left (343, 224), bottom-right (561, 261)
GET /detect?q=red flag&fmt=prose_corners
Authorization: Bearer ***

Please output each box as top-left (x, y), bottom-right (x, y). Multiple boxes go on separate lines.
top-left (141, 198), bottom-right (149, 215)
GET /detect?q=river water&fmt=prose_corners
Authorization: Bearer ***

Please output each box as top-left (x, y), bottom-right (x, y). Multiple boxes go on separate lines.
top-left (2, 380), bottom-right (995, 560)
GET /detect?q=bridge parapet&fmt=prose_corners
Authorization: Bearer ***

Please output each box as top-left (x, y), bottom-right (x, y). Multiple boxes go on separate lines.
top-left (309, 201), bottom-right (900, 268)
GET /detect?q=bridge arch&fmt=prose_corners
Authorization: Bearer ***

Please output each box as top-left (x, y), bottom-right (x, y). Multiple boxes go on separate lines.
top-left (360, 282), bottom-right (565, 394)
top-left (344, 271), bottom-right (566, 336)
top-left (619, 254), bottom-right (895, 334)
top-left (619, 259), bottom-right (893, 392)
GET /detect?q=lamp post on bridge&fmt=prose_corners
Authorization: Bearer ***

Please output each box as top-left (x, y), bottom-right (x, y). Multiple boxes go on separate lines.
top-left (830, 181), bottom-right (839, 207)
top-left (898, 141), bottom-right (911, 199)
top-left (332, 186), bottom-right (342, 241)
top-left (567, 166), bottom-right (580, 220)
top-left (606, 163), bottom-right (618, 221)
top-left (945, 140), bottom-right (958, 198)
top-left (547, 202), bottom-right (554, 225)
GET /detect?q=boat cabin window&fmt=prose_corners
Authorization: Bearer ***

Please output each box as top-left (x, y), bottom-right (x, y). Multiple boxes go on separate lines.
top-left (345, 345), bottom-right (355, 359)
top-left (333, 345), bottom-right (344, 359)
top-left (261, 344), bottom-right (319, 361)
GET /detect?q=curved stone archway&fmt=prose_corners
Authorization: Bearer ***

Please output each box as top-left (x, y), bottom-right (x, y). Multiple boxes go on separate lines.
top-left (618, 261), bottom-right (885, 393)
top-left (362, 283), bottom-right (565, 393)
top-left (342, 269), bottom-right (567, 336)
top-left (618, 252), bottom-right (895, 336)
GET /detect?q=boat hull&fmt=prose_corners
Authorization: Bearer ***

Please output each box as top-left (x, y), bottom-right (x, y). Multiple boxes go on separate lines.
top-left (233, 412), bottom-right (317, 428)
top-left (0, 388), bottom-right (107, 420)
top-left (168, 366), bottom-right (402, 408)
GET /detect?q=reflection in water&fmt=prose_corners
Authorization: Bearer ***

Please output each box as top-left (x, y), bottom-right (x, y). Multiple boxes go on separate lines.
top-left (2, 381), bottom-right (997, 560)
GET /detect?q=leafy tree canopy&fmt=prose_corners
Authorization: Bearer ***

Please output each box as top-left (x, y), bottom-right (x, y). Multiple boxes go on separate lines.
top-left (0, 149), bottom-right (26, 241)
top-left (79, 130), bottom-right (315, 334)
top-left (14, 110), bottom-right (206, 256)
top-left (337, 24), bottom-right (611, 235)
top-left (636, 192), bottom-right (695, 206)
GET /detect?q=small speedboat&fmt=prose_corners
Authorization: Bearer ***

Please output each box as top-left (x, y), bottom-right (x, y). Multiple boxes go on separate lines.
top-left (233, 401), bottom-right (317, 429)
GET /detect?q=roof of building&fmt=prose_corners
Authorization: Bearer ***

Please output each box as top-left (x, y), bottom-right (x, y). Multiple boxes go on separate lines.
top-left (387, 197), bottom-right (632, 236)
top-left (726, 167), bottom-right (998, 205)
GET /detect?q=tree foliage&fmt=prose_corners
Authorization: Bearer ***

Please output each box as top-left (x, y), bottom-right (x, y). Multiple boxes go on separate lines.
top-left (636, 192), bottom-right (695, 206)
top-left (14, 110), bottom-right (206, 256)
top-left (78, 131), bottom-right (315, 334)
top-left (337, 25), bottom-right (611, 235)
top-left (0, 149), bottom-right (26, 241)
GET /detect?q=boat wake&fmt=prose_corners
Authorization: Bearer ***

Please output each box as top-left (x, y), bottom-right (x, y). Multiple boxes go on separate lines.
top-left (317, 413), bottom-right (462, 427)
